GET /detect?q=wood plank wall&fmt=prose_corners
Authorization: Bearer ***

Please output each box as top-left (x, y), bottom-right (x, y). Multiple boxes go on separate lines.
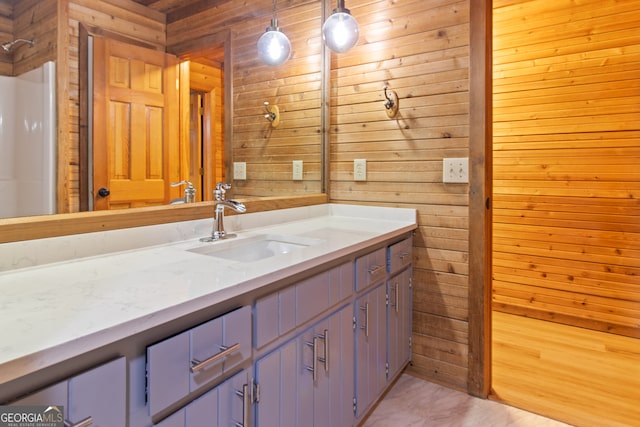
top-left (167, 0), bottom-right (324, 198)
top-left (0, 0), bottom-right (56, 77)
top-left (63, 0), bottom-right (166, 212)
top-left (492, 0), bottom-right (640, 338)
top-left (328, 0), bottom-right (472, 390)
top-left (0, 0), bottom-right (12, 75)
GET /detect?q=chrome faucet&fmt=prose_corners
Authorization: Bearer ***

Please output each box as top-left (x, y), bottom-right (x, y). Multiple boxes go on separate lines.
top-left (170, 180), bottom-right (196, 204)
top-left (201, 182), bottom-right (246, 241)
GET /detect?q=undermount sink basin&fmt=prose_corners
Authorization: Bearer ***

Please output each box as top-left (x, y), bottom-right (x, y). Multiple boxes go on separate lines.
top-left (187, 234), bottom-right (323, 263)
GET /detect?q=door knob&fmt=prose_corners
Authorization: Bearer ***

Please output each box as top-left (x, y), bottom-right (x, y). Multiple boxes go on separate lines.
top-left (97, 187), bottom-right (110, 197)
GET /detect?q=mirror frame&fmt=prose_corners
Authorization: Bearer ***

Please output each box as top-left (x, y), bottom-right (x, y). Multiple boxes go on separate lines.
top-left (0, 194), bottom-right (328, 244)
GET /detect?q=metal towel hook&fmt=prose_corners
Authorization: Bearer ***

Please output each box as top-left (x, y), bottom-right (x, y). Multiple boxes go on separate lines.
top-left (383, 85), bottom-right (399, 118)
top-left (263, 101), bottom-right (280, 127)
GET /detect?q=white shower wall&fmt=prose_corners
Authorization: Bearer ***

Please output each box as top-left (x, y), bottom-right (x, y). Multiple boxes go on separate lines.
top-left (0, 61), bottom-right (56, 218)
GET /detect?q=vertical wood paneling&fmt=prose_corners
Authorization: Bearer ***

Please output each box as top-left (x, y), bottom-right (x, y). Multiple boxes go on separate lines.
top-left (328, 0), bottom-right (472, 390)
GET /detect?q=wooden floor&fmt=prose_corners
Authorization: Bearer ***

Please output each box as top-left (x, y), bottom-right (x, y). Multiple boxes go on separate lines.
top-left (491, 311), bottom-right (640, 427)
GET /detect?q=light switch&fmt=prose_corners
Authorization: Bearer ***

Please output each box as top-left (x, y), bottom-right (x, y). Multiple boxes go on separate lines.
top-left (442, 158), bottom-right (469, 183)
top-left (233, 162), bottom-right (246, 180)
top-left (354, 159), bottom-right (367, 181)
top-left (293, 160), bottom-right (303, 180)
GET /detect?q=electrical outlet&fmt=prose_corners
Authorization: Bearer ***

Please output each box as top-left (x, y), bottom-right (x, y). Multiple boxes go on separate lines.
top-left (443, 157), bottom-right (469, 183)
top-left (293, 160), bottom-right (303, 180)
top-left (233, 162), bottom-right (246, 180)
top-left (354, 159), bottom-right (367, 181)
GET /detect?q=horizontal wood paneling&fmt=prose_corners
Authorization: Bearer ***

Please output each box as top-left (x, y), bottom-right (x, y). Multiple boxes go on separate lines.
top-left (328, 0), bottom-right (471, 390)
top-left (167, 0), bottom-right (323, 198)
top-left (493, 1), bottom-right (640, 425)
top-left (492, 0), bottom-right (640, 339)
top-left (0, 0), bottom-right (12, 75)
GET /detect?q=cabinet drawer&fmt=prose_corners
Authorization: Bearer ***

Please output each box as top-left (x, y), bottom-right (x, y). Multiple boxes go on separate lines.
top-left (388, 236), bottom-right (412, 275)
top-left (10, 357), bottom-right (126, 427)
top-left (356, 247), bottom-right (387, 291)
top-left (147, 305), bottom-right (251, 417)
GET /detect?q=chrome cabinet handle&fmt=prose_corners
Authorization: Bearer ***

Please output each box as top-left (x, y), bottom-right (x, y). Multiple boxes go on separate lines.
top-left (398, 251), bottom-right (410, 261)
top-left (234, 384), bottom-right (250, 427)
top-left (316, 329), bottom-right (329, 373)
top-left (367, 265), bottom-right (385, 276)
top-left (190, 342), bottom-right (240, 373)
top-left (64, 417), bottom-right (93, 427)
top-left (391, 282), bottom-right (399, 313)
top-left (360, 303), bottom-right (369, 337)
top-left (304, 337), bottom-right (319, 382)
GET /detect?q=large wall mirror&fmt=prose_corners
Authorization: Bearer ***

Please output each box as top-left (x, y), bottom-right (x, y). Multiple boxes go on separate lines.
top-left (0, 0), bottom-right (326, 237)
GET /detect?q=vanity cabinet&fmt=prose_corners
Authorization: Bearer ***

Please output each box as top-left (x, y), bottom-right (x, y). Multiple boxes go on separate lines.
top-left (154, 368), bottom-right (253, 427)
top-left (387, 237), bottom-right (413, 380)
top-left (146, 305), bottom-right (251, 417)
top-left (254, 304), bottom-right (353, 427)
top-left (354, 282), bottom-right (388, 417)
top-left (254, 262), bottom-right (353, 350)
top-left (387, 268), bottom-right (412, 380)
top-left (353, 235), bottom-right (413, 419)
top-left (253, 262), bottom-right (354, 427)
top-left (10, 357), bottom-right (126, 427)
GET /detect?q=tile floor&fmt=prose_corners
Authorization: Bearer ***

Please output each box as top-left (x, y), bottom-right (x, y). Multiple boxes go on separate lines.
top-left (362, 373), bottom-right (573, 427)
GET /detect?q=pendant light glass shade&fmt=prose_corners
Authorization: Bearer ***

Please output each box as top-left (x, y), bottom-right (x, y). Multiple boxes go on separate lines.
top-left (257, 5), bottom-right (291, 67)
top-left (322, 1), bottom-right (359, 53)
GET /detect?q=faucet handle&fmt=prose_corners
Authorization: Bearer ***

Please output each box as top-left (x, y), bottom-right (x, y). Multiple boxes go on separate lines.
top-left (171, 180), bottom-right (193, 188)
top-left (214, 182), bottom-right (231, 200)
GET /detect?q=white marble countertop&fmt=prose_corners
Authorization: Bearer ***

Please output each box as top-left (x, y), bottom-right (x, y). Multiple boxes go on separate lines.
top-left (0, 204), bottom-right (416, 385)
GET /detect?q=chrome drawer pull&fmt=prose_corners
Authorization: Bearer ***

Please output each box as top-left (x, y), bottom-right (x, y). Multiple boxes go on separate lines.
top-left (398, 252), bottom-right (409, 261)
top-left (367, 265), bottom-right (385, 275)
top-left (190, 342), bottom-right (240, 373)
top-left (64, 417), bottom-right (93, 427)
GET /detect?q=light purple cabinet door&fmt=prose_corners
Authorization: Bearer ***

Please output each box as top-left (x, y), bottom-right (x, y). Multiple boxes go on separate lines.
top-left (355, 282), bottom-right (387, 417)
top-left (388, 268), bottom-right (412, 380)
top-left (186, 386), bottom-right (218, 426)
top-left (255, 339), bottom-right (298, 427)
top-left (68, 357), bottom-right (127, 427)
top-left (11, 358), bottom-right (126, 426)
top-left (222, 305), bottom-right (252, 373)
top-left (147, 330), bottom-right (191, 417)
top-left (153, 374), bottom-right (223, 427)
top-left (155, 409), bottom-right (185, 427)
top-left (190, 317), bottom-right (224, 390)
top-left (298, 304), bottom-right (354, 427)
top-left (355, 248), bottom-right (386, 291)
top-left (10, 381), bottom-right (67, 416)
top-left (218, 369), bottom-right (252, 427)
top-left (296, 272), bottom-right (330, 326)
top-left (328, 305), bottom-right (355, 427)
top-left (147, 306), bottom-right (251, 417)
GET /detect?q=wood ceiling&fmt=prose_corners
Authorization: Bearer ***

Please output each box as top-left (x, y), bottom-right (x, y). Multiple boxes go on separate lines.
top-left (129, 0), bottom-right (236, 24)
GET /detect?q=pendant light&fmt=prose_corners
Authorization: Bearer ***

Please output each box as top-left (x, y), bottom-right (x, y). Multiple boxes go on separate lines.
top-left (322, 0), bottom-right (359, 53)
top-left (257, 0), bottom-right (291, 66)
